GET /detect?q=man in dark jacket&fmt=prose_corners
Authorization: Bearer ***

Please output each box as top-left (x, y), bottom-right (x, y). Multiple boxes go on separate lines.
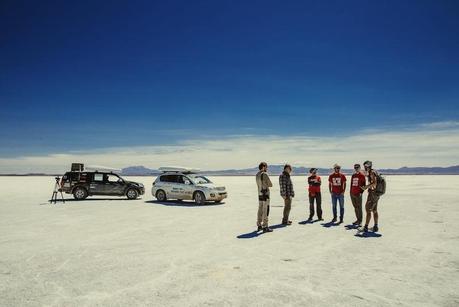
top-left (279, 164), bottom-right (295, 225)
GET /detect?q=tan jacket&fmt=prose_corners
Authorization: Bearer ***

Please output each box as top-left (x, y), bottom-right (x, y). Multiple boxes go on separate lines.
top-left (256, 171), bottom-right (273, 196)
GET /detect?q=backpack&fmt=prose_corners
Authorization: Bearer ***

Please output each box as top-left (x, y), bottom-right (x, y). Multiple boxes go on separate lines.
top-left (375, 172), bottom-right (386, 196)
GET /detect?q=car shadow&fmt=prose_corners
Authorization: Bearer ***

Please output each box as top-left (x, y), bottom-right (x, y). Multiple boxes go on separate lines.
top-left (355, 232), bottom-right (383, 238)
top-left (145, 200), bottom-right (225, 207)
top-left (48, 197), bottom-right (134, 202)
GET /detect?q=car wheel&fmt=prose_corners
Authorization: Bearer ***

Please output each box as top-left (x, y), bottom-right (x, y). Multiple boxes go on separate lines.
top-left (156, 190), bottom-right (167, 201)
top-left (215, 200), bottom-right (222, 204)
top-left (194, 191), bottom-right (206, 205)
top-left (126, 188), bottom-right (139, 200)
top-left (73, 187), bottom-right (88, 200)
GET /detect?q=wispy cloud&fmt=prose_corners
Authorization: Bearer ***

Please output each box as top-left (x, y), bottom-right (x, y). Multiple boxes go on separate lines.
top-left (0, 122), bottom-right (458, 173)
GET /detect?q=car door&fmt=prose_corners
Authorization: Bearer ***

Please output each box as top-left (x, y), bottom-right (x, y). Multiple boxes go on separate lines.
top-left (169, 175), bottom-right (184, 199)
top-left (89, 173), bottom-right (106, 195)
top-left (105, 174), bottom-right (125, 195)
top-left (181, 176), bottom-right (195, 200)
top-left (158, 175), bottom-right (174, 197)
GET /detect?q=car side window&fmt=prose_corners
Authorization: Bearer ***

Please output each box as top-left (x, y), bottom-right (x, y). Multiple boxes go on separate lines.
top-left (107, 174), bottom-right (120, 183)
top-left (176, 176), bottom-right (185, 184)
top-left (93, 173), bottom-right (104, 182)
top-left (160, 175), bottom-right (174, 182)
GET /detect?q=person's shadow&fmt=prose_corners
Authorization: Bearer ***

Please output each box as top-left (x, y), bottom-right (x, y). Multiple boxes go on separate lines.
top-left (298, 219), bottom-right (321, 225)
top-left (355, 232), bottom-right (382, 238)
top-left (237, 223), bottom-right (287, 239)
top-left (344, 224), bottom-right (360, 230)
top-left (321, 221), bottom-right (341, 228)
top-left (237, 230), bottom-right (261, 239)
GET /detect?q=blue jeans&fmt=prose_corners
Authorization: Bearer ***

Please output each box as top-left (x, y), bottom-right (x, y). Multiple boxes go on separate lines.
top-left (331, 193), bottom-right (344, 219)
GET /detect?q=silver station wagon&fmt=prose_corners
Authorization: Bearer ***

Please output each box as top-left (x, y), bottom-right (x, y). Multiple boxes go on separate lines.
top-left (151, 167), bottom-right (228, 204)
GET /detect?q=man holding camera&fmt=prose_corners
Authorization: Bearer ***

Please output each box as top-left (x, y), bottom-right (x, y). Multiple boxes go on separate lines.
top-left (256, 162), bottom-right (273, 233)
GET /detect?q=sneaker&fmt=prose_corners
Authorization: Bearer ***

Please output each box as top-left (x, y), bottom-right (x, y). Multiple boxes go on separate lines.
top-left (330, 218), bottom-right (337, 223)
top-left (306, 218), bottom-right (313, 222)
top-left (339, 218), bottom-right (343, 224)
top-left (352, 220), bottom-right (359, 225)
top-left (318, 218), bottom-right (324, 221)
top-left (263, 227), bottom-right (273, 233)
top-left (363, 225), bottom-right (369, 232)
top-left (282, 220), bottom-right (292, 225)
top-left (257, 226), bottom-right (263, 231)
top-left (373, 224), bottom-right (379, 232)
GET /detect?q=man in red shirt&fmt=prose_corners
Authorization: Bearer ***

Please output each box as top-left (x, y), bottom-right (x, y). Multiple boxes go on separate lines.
top-left (307, 168), bottom-right (323, 221)
top-left (350, 163), bottom-right (366, 226)
top-left (328, 164), bottom-right (346, 224)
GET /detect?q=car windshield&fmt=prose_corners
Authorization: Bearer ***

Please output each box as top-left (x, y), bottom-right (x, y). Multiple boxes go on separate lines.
top-left (190, 175), bottom-right (212, 184)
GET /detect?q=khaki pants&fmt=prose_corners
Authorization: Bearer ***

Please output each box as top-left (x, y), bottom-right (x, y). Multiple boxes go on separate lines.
top-left (283, 197), bottom-right (292, 223)
top-left (350, 193), bottom-right (363, 223)
top-left (366, 192), bottom-right (380, 212)
top-left (257, 199), bottom-right (270, 227)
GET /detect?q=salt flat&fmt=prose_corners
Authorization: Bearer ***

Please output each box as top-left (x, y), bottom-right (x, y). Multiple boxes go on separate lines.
top-left (0, 175), bottom-right (458, 306)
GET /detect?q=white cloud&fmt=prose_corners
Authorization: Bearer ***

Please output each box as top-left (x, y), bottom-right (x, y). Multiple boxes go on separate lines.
top-left (0, 122), bottom-right (458, 173)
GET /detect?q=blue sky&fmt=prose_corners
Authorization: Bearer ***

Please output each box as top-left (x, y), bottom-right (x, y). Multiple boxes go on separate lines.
top-left (1, 1), bottom-right (458, 171)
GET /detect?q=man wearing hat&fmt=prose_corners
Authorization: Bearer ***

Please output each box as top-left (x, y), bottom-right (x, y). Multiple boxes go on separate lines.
top-left (328, 164), bottom-right (347, 223)
top-left (307, 168), bottom-right (323, 221)
top-left (350, 164), bottom-right (366, 226)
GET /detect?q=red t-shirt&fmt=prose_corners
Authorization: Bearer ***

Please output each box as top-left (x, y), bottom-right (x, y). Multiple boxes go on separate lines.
top-left (350, 172), bottom-right (366, 195)
top-left (328, 173), bottom-right (346, 194)
top-left (308, 175), bottom-right (321, 193)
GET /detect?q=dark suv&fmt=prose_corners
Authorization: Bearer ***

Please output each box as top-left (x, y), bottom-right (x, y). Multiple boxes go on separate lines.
top-left (60, 171), bottom-right (145, 200)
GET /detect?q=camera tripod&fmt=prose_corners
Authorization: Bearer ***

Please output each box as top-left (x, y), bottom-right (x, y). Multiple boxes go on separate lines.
top-left (50, 176), bottom-right (65, 204)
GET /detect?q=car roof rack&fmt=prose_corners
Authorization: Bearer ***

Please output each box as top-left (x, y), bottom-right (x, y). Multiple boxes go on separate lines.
top-left (158, 166), bottom-right (200, 174)
top-left (84, 165), bottom-right (122, 173)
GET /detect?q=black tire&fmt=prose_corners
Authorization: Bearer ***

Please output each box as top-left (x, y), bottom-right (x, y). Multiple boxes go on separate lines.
top-left (126, 188), bottom-right (139, 200)
top-left (73, 187), bottom-right (88, 200)
top-left (193, 191), bottom-right (206, 205)
top-left (214, 200), bottom-right (222, 204)
top-left (156, 189), bottom-right (167, 201)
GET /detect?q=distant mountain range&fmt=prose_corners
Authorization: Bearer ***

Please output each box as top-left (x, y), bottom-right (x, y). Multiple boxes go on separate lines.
top-left (1, 165), bottom-right (458, 176)
top-left (120, 165), bottom-right (459, 176)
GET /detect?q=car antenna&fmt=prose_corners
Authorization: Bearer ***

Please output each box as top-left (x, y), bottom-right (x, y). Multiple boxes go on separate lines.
top-left (50, 176), bottom-right (65, 204)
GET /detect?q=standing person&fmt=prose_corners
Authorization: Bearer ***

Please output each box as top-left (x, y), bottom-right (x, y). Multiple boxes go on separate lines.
top-left (279, 164), bottom-right (294, 225)
top-left (256, 162), bottom-right (273, 233)
top-left (362, 161), bottom-right (380, 232)
top-left (328, 164), bottom-right (347, 224)
top-left (350, 164), bottom-right (366, 226)
top-left (307, 168), bottom-right (323, 221)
